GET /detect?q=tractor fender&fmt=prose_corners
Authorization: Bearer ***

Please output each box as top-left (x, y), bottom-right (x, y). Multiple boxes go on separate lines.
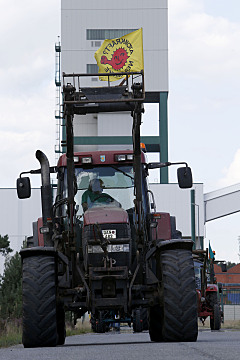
top-left (196, 289), bottom-right (201, 309)
top-left (157, 239), bottom-right (193, 252)
top-left (20, 246), bottom-right (69, 268)
top-left (20, 246), bottom-right (57, 260)
top-left (146, 239), bottom-right (193, 260)
top-left (206, 284), bottom-right (218, 293)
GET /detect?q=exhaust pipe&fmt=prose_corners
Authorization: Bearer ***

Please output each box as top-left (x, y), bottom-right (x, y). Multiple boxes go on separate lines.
top-left (36, 150), bottom-right (53, 246)
top-left (36, 150), bottom-right (50, 187)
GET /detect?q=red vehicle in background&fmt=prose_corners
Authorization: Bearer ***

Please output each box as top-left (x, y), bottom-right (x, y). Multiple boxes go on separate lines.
top-left (194, 249), bottom-right (226, 330)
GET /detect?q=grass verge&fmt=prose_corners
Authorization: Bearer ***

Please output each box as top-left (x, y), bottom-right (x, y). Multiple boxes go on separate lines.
top-left (0, 319), bottom-right (92, 348)
top-left (66, 319), bottom-right (92, 336)
top-left (0, 323), bottom-right (22, 348)
top-left (198, 318), bottom-right (240, 330)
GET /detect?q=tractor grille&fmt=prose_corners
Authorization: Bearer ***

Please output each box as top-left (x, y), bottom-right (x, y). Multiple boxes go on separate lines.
top-left (83, 223), bottom-right (131, 268)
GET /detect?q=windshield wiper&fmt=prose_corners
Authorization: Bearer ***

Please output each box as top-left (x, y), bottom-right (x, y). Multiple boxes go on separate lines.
top-left (109, 165), bottom-right (134, 180)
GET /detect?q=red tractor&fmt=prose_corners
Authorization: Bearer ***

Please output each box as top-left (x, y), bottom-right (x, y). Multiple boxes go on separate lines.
top-left (17, 71), bottom-right (198, 347)
top-left (193, 249), bottom-right (225, 330)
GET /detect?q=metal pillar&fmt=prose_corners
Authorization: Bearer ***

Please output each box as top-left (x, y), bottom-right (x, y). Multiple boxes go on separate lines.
top-left (159, 92), bottom-right (168, 183)
top-left (191, 189), bottom-right (196, 250)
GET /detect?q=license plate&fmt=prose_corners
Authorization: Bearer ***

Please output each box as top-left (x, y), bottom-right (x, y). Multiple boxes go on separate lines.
top-left (102, 230), bottom-right (116, 239)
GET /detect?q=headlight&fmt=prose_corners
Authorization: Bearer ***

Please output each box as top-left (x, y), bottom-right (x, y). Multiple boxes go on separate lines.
top-left (81, 156), bottom-right (92, 164)
top-left (115, 154), bottom-right (126, 162)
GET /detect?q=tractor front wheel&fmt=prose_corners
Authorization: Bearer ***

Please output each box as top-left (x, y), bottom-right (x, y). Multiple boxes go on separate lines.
top-left (57, 304), bottom-right (66, 345)
top-left (210, 304), bottom-right (221, 330)
top-left (149, 248), bottom-right (198, 342)
top-left (160, 249), bottom-right (198, 342)
top-left (148, 305), bottom-right (164, 342)
top-left (95, 311), bottom-right (106, 333)
top-left (22, 255), bottom-right (58, 348)
top-left (133, 309), bottom-right (143, 333)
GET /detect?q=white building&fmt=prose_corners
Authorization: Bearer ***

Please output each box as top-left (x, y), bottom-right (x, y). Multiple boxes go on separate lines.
top-left (59, 0), bottom-right (204, 248)
top-left (60, 0), bottom-right (169, 182)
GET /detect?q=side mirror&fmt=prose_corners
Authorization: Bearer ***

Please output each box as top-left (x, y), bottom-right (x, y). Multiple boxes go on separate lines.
top-left (17, 177), bottom-right (31, 199)
top-left (177, 166), bottom-right (193, 189)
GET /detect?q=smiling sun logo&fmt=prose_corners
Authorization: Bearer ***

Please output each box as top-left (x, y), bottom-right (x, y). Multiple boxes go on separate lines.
top-left (94, 28), bottom-right (143, 81)
top-left (100, 48), bottom-right (129, 70)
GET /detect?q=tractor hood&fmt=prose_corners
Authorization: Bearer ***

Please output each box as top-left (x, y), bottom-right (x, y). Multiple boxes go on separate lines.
top-left (84, 206), bottom-right (129, 226)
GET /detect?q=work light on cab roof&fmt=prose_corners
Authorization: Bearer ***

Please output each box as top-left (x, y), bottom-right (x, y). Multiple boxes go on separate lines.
top-left (115, 154), bottom-right (134, 162)
top-left (81, 156), bottom-right (92, 164)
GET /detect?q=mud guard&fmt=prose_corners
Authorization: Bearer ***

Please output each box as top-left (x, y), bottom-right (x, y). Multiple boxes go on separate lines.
top-left (146, 239), bottom-right (193, 261)
top-left (20, 246), bottom-right (57, 259)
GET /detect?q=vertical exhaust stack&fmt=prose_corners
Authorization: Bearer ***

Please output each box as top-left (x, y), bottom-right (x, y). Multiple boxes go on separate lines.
top-left (36, 150), bottom-right (53, 246)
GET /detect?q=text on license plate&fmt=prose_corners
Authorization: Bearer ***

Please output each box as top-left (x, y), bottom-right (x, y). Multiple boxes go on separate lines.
top-left (102, 230), bottom-right (116, 239)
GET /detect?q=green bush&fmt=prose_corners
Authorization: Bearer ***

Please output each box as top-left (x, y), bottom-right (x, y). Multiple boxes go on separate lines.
top-left (0, 252), bottom-right (22, 319)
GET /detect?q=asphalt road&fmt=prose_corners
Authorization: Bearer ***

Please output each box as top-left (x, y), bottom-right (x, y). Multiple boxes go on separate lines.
top-left (1, 329), bottom-right (240, 360)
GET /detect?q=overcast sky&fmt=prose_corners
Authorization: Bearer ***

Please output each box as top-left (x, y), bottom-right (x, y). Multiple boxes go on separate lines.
top-left (0, 0), bottom-right (240, 263)
top-left (167, 0), bottom-right (240, 263)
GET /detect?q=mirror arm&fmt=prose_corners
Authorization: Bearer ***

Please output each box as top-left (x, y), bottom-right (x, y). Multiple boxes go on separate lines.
top-left (147, 161), bottom-right (189, 170)
top-left (19, 166), bottom-right (56, 178)
top-left (169, 161), bottom-right (188, 167)
top-left (19, 171), bottom-right (32, 178)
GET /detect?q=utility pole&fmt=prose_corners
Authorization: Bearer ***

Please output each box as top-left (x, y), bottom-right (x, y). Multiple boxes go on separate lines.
top-left (238, 236), bottom-right (240, 262)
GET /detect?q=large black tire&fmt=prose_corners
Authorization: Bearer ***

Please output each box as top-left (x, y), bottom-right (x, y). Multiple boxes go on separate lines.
top-left (90, 316), bottom-right (97, 332)
top-left (95, 311), bottom-right (106, 333)
top-left (141, 308), bottom-right (149, 331)
top-left (22, 255), bottom-right (58, 348)
top-left (57, 305), bottom-right (66, 345)
top-left (149, 249), bottom-right (198, 342)
top-left (133, 309), bottom-right (143, 333)
top-left (161, 249), bottom-right (198, 341)
top-left (210, 304), bottom-right (221, 330)
top-left (148, 305), bottom-right (164, 342)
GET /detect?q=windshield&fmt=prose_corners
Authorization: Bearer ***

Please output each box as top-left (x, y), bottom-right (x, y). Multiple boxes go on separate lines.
top-left (64, 165), bottom-right (135, 213)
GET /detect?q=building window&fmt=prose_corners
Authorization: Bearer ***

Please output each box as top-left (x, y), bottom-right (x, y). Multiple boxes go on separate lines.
top-left (87, 64), bottom-right (99, 73)
top-left (86, 29), bottom-right (137, 40)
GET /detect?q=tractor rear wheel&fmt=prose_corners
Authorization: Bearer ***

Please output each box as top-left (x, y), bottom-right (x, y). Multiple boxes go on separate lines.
top-left (95, 311), bottom-right (106, 333)
top-left (22, 255), bottom-right (58, 348)
top-left (210, 304), bottom-right (221, 330)
top-left (141, 308), bottom-right (148, 331)
top-left (150, 248), bottom-right (198, 342)
top-left (148, 305), bottom-right (164, 342)
top-left (133, 309), bottom-right (143, 333)
top-left (57, 304), bottom-right (66, 345)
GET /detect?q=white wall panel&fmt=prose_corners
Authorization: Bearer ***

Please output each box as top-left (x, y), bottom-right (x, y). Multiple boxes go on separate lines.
top-left (61, 0), bottom-right (168, 91)
top-left (149, 183), bottom-right (204, 237)
top-left (224, 305), bottom-right (240, 321)
top-left (98, 113), bottom-right (132, 136)
top-left (61, 0), bottom-right (167, 11)
top-left (0, 188), bottom-right (41, 274)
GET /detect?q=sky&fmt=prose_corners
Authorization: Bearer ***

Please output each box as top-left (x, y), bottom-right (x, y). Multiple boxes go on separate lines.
top-left (167, 0), bottom-right (240, 263)
top-left (0, 0), bottom-right (240, 264)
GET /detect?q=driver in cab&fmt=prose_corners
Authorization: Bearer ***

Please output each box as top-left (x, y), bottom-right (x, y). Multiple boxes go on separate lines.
top-left (81, 178), bottom-right (112, 212)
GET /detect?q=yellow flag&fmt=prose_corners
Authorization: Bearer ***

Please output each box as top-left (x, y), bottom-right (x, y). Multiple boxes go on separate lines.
top-left (94, 28), bottom-right (144, 81)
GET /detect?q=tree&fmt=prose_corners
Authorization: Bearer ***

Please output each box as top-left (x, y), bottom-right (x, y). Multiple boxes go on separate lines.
top-left (0, 252), bottom-right (22, 319)
top-left (217, 261), bottom-right (237, 270)
top-left (0, 235), bottom-right (13, 257)
top-left (225, 261), bottom-right (237, 270)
